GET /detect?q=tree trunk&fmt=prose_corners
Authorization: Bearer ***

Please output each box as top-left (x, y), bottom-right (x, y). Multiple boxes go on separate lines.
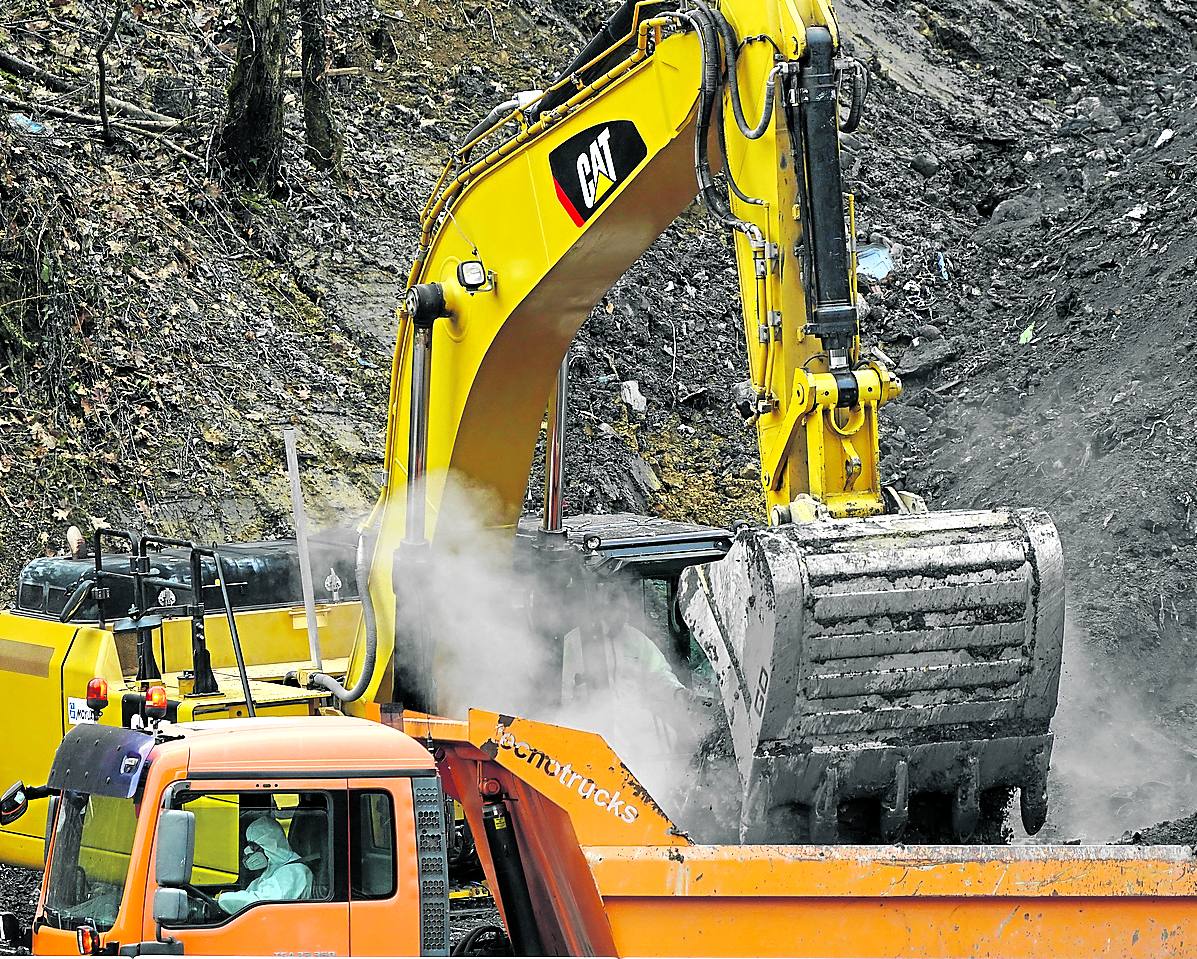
top-left (217, 0), bottom-right (287, 189)
top-left (298, 0), bottom-right (343, 171)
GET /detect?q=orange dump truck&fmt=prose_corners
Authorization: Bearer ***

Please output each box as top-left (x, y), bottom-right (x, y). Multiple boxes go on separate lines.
top-left (2, 708), bottom-right (1196, 957)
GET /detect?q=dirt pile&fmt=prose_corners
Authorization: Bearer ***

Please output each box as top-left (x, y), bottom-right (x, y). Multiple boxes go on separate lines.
top-left (833, 0), bottom-right (1197, 837)
top-left (0, 863), bottom-right (39, 925)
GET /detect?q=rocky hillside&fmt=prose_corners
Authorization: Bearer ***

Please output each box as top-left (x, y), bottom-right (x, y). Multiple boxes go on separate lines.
top-left (2, 0), bottom-right (1196, 842)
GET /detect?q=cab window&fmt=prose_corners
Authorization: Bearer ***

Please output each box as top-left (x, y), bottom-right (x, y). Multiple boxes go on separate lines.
top-left (43, 792), bottom-right (138, 933)
top-left (168, 790), bottom-right (337, 926)
top-left (350, 791), bottom-right (395, 899)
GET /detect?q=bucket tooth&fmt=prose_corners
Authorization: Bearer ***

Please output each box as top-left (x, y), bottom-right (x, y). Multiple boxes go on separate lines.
top-left (809, 764), bottom-right (839, 843)
top-left (679, 506), bottom-right (1065, 842)
top-left (880, 756), bottom-right (910, 842)
top-left (1020, 748), bottom-right (1050, 835)
top-left (952, 753), bottom-right (981, 841)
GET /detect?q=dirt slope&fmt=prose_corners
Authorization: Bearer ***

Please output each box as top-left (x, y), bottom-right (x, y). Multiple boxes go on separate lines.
top-left (835, 0), bottom-right (1197, 835)
top-left (1, 0), bottom-right (1195, 857)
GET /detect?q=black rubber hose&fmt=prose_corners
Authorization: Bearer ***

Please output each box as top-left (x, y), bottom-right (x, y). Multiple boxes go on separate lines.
top-left (308, 533), bottom-right (378, 703)
top-left (676, 6), bottom-right (770, 220)
top-left (687, 2), bottom-right (764, 206)
top-left (701, 2), bottom-right (778, 140)
top-left (58, 580), bottom-right (92, 623)
top-left (840, 60), bottom-right (869, 134)
top-left (675, 9), bottom-right (735, 225)
top-left (714, 89), bottom-right (765, 206)
top-left (451, 925), bottom-right (511, 957)
top-left (534, 0), bottom-right (642, 119)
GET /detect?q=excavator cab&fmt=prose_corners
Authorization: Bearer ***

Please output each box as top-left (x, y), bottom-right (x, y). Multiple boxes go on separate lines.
top-left (516, 512), bottom-right (732, 679)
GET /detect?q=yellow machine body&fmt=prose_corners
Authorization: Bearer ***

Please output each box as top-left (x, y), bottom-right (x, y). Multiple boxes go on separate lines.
top-left (351, 0), bottom-right (1064, 841)
top-left (0, 604), bottom-right (358, 866)
top-left (3, 0), bottom-right (1065, 875)
top-left (359, 0), bottom-right (904, 693)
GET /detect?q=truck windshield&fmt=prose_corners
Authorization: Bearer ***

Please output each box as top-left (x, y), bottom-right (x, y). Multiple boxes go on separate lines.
top-left (43, 791), bottom-right (138, 933)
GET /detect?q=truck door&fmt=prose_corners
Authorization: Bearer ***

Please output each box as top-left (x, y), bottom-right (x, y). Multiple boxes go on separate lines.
top-left (347, 776), bottom-right (447, 957)
top-left (146, 780), bottom-right (350, 956)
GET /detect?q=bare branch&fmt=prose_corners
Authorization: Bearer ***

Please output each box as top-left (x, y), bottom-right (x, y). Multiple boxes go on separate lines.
top-left (0, 49), bottom-right (182, 126)
top-left (0, 92), bottom-right (199, 160)
top-left (96, 3), bottom-right (125, 145)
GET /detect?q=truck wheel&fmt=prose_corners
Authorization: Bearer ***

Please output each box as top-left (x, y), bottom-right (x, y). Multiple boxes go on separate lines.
top-left (452, 925), bottom-right (511, 957)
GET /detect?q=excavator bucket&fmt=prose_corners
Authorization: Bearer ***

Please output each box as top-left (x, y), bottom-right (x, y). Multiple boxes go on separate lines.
top-left (678, 507), bottom-right (1065, 843)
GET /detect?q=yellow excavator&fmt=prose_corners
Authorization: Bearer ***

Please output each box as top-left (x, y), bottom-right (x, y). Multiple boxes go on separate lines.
top-left (0, 0), bottom-right (1063, 875)
top-left (373, 0), bottom-right (1065, 846)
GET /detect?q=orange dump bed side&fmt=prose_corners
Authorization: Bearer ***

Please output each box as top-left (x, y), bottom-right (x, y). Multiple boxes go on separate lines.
top-left (585, 844), bottom-right (1197, 957)
top-left (407, 709), bottom-right (1197, 958)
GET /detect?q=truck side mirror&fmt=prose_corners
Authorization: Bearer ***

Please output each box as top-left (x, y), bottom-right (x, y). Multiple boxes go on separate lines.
top-left (155, 810), bottom-right (196, 887)
top-left (0, 911), bottom-right (22, 948)
top-left (0, 782), bottom-right (28, 826)
top-left (152, 888), bottom-right (188, 925)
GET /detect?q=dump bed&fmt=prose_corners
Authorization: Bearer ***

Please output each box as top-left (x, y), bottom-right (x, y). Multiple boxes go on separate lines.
top-left (585, 844), bottom-right (1197, 957)
top-left (407, 710), bottom-right (1197, 958)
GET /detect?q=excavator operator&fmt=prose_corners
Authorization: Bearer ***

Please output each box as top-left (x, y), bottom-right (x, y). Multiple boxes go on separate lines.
top-left (215, 817), bottom-right (313, 916)
top-left (559, 578), bottom-right (695, 773)
top-left (561, 580), bottom-right (685, 708)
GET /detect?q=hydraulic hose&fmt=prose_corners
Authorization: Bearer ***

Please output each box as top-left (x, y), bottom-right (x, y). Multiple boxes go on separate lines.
top-left (693, 0), bottom-right (764, 207)
top-left (673, 8), bottom-right (765, 234)
top-left (534, 0), bottom-right (642, 119)
top-left (308, 533), bottom-right (378, 703)
top-left (459, 90), bottom-right (543, 162)
top-left (703, 3), bottom-right (779, 140)
top-left (715, 90), bottom-right (765, 207)
top-left (671, 10), bottom-right (733, 224)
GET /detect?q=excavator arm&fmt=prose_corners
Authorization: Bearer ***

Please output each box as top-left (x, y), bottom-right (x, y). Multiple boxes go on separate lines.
top-left (379, 0), bottom-right (890, 543)
top-left (349, 0), bottom-right (1065, 842)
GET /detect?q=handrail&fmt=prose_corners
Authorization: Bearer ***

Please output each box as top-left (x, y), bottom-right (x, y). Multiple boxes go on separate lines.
top-left (407, 15), bottom-right (674, 289)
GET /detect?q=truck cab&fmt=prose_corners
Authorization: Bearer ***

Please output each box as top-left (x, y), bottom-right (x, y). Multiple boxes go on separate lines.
top-left (6, 717), bottom-right (449, 957)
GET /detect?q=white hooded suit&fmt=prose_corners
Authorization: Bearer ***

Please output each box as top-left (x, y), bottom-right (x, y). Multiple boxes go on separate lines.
top-left (217, 816), bottom-right (313, 914)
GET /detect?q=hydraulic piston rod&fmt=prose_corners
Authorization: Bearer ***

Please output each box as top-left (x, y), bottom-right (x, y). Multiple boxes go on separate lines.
top-left (405, 321), bottom-right (434, 546)
top-left (284, 426), bottom-right (324, 671)
top-left (542, 354), bottom-right (569, 534)
top-left (394, 286), bottom-right (441, 712)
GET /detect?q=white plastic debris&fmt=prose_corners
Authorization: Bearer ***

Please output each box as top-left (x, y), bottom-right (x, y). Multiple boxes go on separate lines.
top-left (856, 243), bottom-right (895, 281)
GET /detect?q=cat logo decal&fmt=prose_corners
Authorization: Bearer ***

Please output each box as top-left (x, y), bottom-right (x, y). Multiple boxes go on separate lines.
top-left (549, 121), bottom-right (648, 227)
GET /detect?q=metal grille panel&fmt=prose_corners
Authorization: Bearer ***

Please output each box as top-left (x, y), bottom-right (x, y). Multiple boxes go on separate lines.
top-left (413, 776), bottom-right (449, 956)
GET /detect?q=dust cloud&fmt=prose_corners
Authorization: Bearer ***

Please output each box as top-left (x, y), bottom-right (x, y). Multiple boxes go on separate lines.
top-left (1017, 614), bottom-right (1197, 843)
top-left (395, 480), bottom-right (1197, 845)
top-left (392, 475), bottom-right (720, 825)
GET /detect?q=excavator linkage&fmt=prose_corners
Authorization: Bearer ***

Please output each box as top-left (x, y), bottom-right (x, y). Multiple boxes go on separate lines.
top-left (679, 508), bottom-right (1065, 842)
